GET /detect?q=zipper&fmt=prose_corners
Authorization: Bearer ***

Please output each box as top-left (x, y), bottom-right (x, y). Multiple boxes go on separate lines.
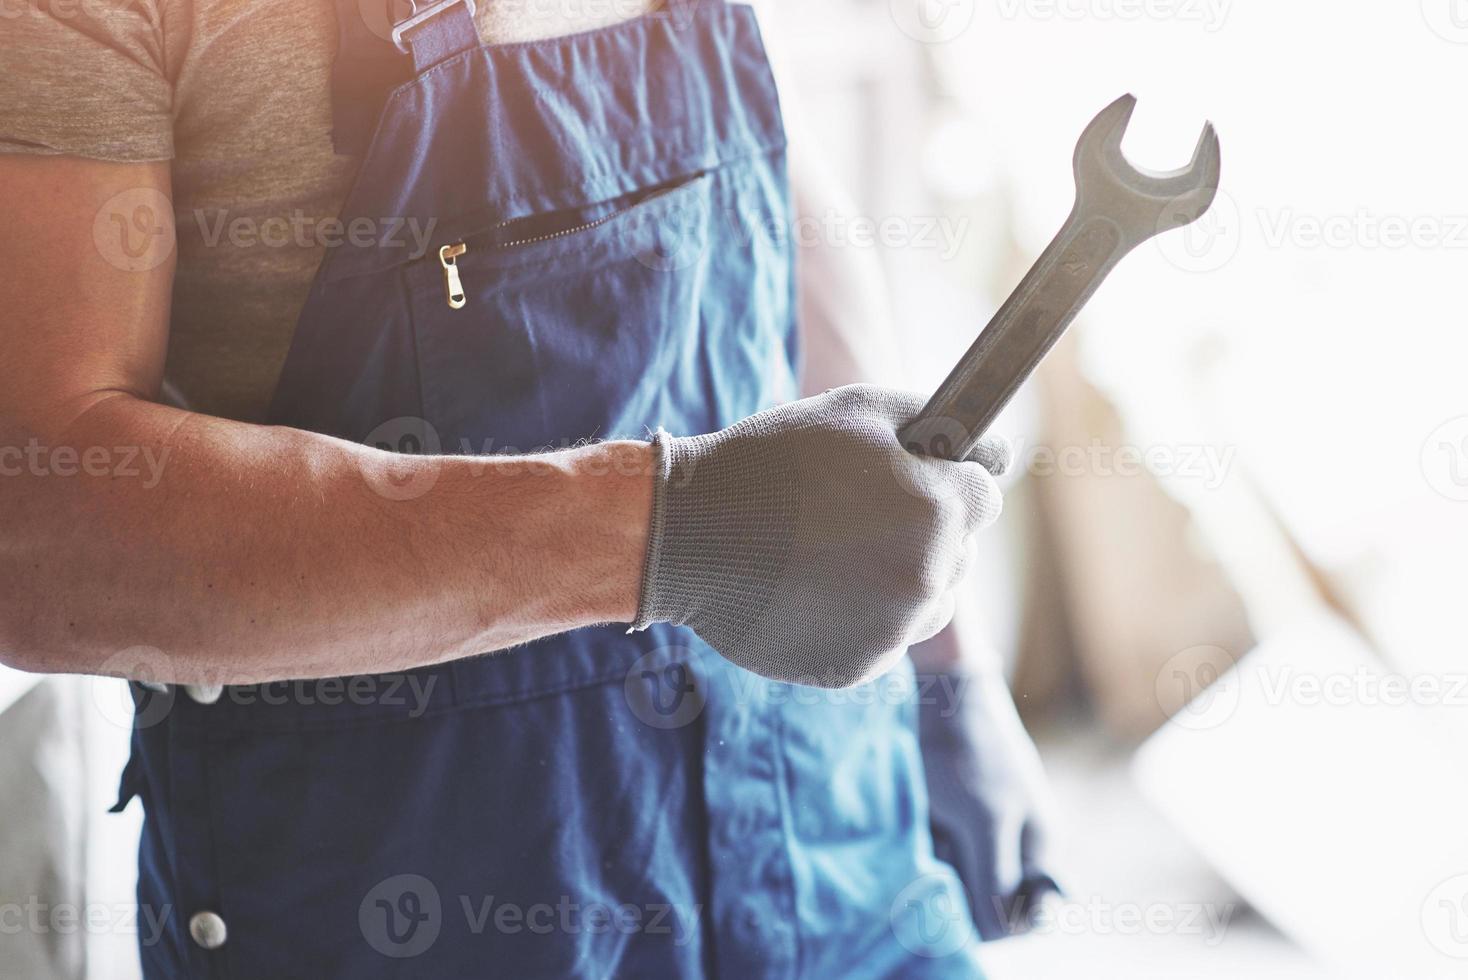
top-left (497, 209), bottom-right (627, 250)
top-left (434, 214), bottom-right (615, 312)
top-left (433, 174), bottom-right (705, 310)
top-left (438, 243), bottom-right (467, 309)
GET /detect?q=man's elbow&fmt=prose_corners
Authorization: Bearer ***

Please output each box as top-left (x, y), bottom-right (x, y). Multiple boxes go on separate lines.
top-left (0, 635), bottom-right (53, 675)
top-left (0, 607), bottom-right (75, 675)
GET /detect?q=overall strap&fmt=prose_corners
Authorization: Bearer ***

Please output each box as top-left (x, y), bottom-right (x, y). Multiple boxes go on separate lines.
top-left (392, 0), bottom-right (481, 72)
top-left (330, 0), bottom-right (481, 155)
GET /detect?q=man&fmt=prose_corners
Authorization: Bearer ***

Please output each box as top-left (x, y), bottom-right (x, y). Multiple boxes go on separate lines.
top-left (0, 0), bottom-right (1049, 974)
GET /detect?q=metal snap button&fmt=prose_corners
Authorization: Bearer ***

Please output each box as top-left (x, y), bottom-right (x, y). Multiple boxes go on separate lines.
top-left (184, 684), bottom-right (223, 705)
top-left (188, 910), bottom-right (228, 950)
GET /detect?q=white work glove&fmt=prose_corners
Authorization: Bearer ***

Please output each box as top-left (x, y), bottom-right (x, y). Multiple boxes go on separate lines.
top-left (633, 385), bottom-right (1009, 688)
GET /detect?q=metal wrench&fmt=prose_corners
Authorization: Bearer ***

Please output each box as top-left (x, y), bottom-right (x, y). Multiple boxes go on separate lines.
top-left (900, 94), bottom-right (1221, 461)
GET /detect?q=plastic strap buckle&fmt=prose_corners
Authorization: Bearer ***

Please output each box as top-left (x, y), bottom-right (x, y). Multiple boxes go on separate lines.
top-left (390, 0), bottom-right (476, 53)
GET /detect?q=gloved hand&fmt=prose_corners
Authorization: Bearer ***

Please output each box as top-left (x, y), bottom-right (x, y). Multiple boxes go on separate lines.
top-left (918, 664), bottom-right (1062, 941)
top-left (632, 384), bottom-right (1009, 689)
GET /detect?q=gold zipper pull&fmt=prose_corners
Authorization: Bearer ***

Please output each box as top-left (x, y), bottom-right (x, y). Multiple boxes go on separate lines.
top-left (439, 243), bottom-right (467, 309)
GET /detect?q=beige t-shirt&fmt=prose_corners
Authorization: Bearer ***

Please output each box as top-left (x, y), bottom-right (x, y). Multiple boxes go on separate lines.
top-left (0, 0), bottom-right (659, 422)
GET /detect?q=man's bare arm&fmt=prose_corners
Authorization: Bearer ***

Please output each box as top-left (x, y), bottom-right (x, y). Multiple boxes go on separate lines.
top-left (0, 157), bottom-right (652, 684)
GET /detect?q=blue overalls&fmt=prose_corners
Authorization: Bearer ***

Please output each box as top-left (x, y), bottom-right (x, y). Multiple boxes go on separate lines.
top-left (114, 1), bottom-right (988, 975)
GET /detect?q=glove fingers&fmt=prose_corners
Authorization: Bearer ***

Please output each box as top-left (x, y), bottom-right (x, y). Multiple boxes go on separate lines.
top-left (816, 384), bottom-right (929, 427)
top-left (956, 462), bottom-right (1004, 529)
top-left (909, 590), bottom-right (957, 646)
top-left (965, 433), bottom-right (1013, 477)
top-left (945, 533), bottom-right (979, 594)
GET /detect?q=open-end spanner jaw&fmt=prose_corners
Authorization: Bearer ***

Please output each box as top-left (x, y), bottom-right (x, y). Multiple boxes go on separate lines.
top-left (1073, 93), bottom-right (1221, 248)
top-left (901, 93), bottom-right (1222, 462)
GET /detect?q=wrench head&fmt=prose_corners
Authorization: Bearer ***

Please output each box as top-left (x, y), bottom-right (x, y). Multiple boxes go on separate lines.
top-left (1072, 94), bottom-right (1220, 246)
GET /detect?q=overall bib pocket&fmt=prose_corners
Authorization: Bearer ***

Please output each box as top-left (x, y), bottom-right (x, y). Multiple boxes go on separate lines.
top-left (401, 164), bottom-right (793, 452)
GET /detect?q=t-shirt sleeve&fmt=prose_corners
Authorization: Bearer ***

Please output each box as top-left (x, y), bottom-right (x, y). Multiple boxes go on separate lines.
top-left (0, 0), bottom-right (174, 161)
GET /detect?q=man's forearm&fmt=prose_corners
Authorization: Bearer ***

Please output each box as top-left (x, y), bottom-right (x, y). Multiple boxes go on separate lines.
top-left (1, 394), bottom-right (653, 684)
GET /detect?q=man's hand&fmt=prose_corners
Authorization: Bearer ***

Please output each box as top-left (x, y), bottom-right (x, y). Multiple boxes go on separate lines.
top-left (633, 384), bottom-right (1009, 688)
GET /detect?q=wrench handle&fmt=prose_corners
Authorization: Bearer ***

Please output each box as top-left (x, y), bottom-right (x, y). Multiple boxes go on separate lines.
top-left (900, 213), bottom-right (1130, 461)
